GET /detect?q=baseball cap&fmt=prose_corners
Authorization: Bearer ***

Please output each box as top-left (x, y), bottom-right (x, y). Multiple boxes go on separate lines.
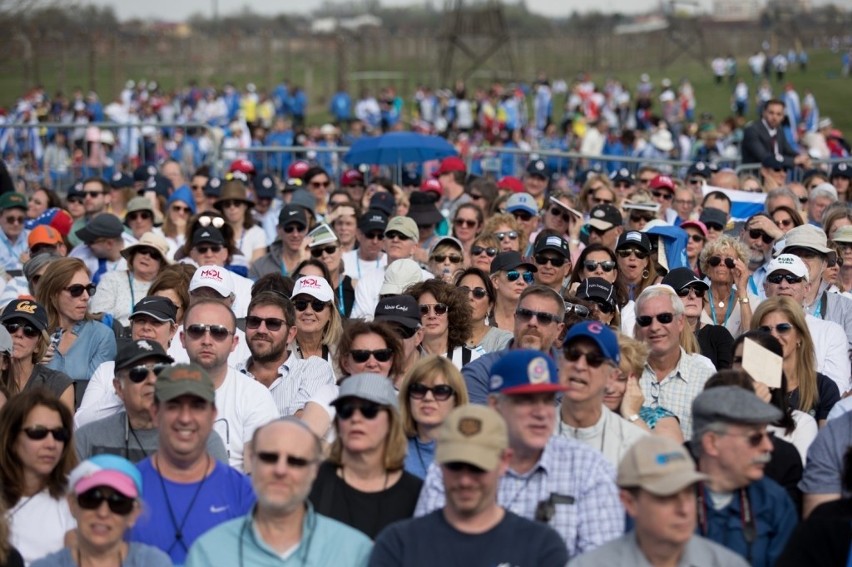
top-left (28, 225), bottom-right (64, 249)
top-left (228, 158), bottom-right (255, 175)
top-left (781, 224), bottom-right (833, 255)
top-left (832, 225), bottom-right (852, 244)
top-left (609, 168), bottom-right (634, 185)
top-left (333, 373), bottom-right (399, 409)
top-left (563, 320), bottom-right (620, 364)
top-left (374, 295), bottom-right (421, 330)
top-left (191, 227), bottom-right (226, 247)
top-left (616, 231), bottom-right (652, 254)
top-left (435, 405), bottom-right (508, 472)
top-left (533, 234), bottom-right (570, 258)
top-left (278, 204), bottom-right (309, 229)
top-left (761, 153), bottom-right (787, 170)
top-left (617, 436), bottom-right (708, 496)
top-left (203, 177), bottom-right (223, 198)
top-left (110, 172), bottom-right (134, 189)
top-left (429, 236), bottom-right (463, 256)
top-left (253, 173), bottom-right (277, 199)
top-left (289, 189), bottom-right (317, 215)
top-left (587, 204), bottom-right (623, 231)
top-left (76, 213), bottom-right (124, 243)
top-left (830, 162), bottom-right (852, 180)
top-left (0, 192), bottom-right (27, 212)
top-left (69, 454), bottom-right (143, 499)
top-left (369, 192), bottom-right (396, 216)
top-left (130, 296), bottom-right (178, 323)
top-left (497, 176), bottom-right (525, 193)
top-left (115, 338), bottom-right (173, 372)
top-left (433, 156), bottom-right (466, 177)
top-left (358, 210), bottom-right (389, 233)
top-left (525, 158), bottom-right (552, 178)
top-left (155, 363), bottom-right (216, 404)
top-left (698, 207), bottom-right (727, 230)
top-left (649, 175), bottom-right (676, 192)
top-left (133, 164), bottom-right (158, 182)
top-left (490, 251), bottom-right (537, 275)
top-left (420, 178), bottom-right (443, 198)
top-left (574, 278), bottom-right (617, 312)
top-left (489, 350), bottom-right (564, 395)
top-left (692, 386), bottom-right (783, 434)
top-left (379, 259), bottom-right (423, 296)
top-left (408, 192), bottom-right (443, 226)
top-left (189, 265), bottom-right (235, 298)
top-left (679, 219), bottom-right (708, 237)
top-left (686, 162), bottom-right (712, 179)
top-left (291, 275), bottom-right (334, 303)
top-left (281, 178), bottom-right (304, 193)
top-left (287, 160), bottom-right (311, 180)
top-left (0, 299), bottom-right (48, 332)
top-left (340, 169), bottom-right (364, 187)
top-left (505, 193), bottom-right (539, 216)
top-left (385, 216), bottom-right (419, 241)
top-left (765, 254), bottom-right (809, 281)
top-left (661, 267), bottom-right (710, 292)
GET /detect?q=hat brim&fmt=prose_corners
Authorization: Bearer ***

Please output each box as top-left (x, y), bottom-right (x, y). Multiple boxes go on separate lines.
top-left (130, 309), bottom-right (176, 323)
top-left (155, 382), bottom-right (215, 403)
top-left (783, 244), bottom-right (832, 255)
top-left (0, 311), bottom-right (47, 333)
top-left (499, 383), bottom-right (567, 395)
top-left (535, 245), bottom-right (570, 258)
top-left (121, 244), bottom-right (172, 265)
top-left (409, 210), bottom-right (444, 226)
top-left (587, 219), bottom-right (616, 231)
top-left (494, 261), bottom-right (538, 274)
top-left (435, 442), bottom-right (501, 472)
top-left (374, 314), bottom-right (420, 330)
top-left (117, 351), bottom-right (173, 372)
top-left (214, 198), bottom-right (254, 211)
top-left (74, 470), bottom-right (139, 499)
top-left (622, 470), bottom-right (708, 497)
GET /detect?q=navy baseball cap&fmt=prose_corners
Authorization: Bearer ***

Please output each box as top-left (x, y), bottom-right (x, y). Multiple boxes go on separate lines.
top-left (488, 350), bottom-right (565, 395)
top-left (563, 320), bottom-right (620, 364)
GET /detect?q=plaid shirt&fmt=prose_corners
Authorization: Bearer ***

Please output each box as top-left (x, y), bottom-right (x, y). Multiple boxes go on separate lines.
top-left (414, 436), bottom-right (624, 559)
top-left (236, 355), bottom-right (335, 417)
top-left (640, 348), bottom-right (715, 439)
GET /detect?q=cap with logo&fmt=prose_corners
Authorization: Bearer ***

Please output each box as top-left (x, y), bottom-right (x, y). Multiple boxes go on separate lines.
top-left (617, 435), bottom-right (708, 496)
top-left (765, 254), bottom-right (809, 281)
top-left (133, 164), bottom-right (158, 182)
top-left (490, 251), bottom-right (537, 275)
top-left (385, 216), bottom-right (419, 241)
top-left (781, 224), bottom-right (833, 255)
top-left (332, 372), bottom-right (399, 409)
top-left (28, 225), bottom-right (64, 249)
top-left (189, 265), bottom-right (235, 298)
top-left (609, 168), bottom-right (634, 185)
top-left (155, 363), bottom-right (216, 403)
top-left (830, 162), bottom-right (852, 180)
top-left (587, 204), bottom-right (623, 231)
top-left (203, 177), bottom-right (223, 198)
top-left (278, 205), bottom-right (309, 229)
top-left (692, 385), bottom-right (783, 434)
top-left (420, 178), bottom-right (443, 198)
top-left (686, 162), bottom-right (712, 179)
top-left (525, 158), bottom-right (552, 179)
top-left (433, 156), bottom-right (466, 177)
top-left (69, 454), bottom-right (144, 499)
top-left (698, 207), bottom-right (728, 230)
top-left (291, 275), bottom-right (334, 303)
top-left (289, 190), bottom-right (317, 215)
top-left (533, 234), bottom-right (570, 258)
top-left (142, 175), bottom-right (173, 198)
top-left (0, 299), bottom-right (48, 332)
top-left (110, 172), bottom-right (134, 189)
top-left (369, 192), bottom-right (396, 217)
top-left (130, 296), bottom-right (178, 323)
top-left (252, 173), bottom-right (277, 199)
top-left (649, 175), bottom-right (676, 192)
top-left (435, 405), bottom-right (508, 472)
top-left (281, 177), bottom-right (304, 194)
top-left (115, 338), bottom-right (173, 371)
top-left (616, 231), bottom-right (652, 254)
top-left (506, 193), bottom-right (539, 216)
top-left (575, 278), bottom-right (617, 312)
top-left (761, 153), bottom-right (787, 170)
top-left (660, 267), bottom-right (710, 293)
top-left (374, 295), bottom-right (421, 330)
top-left (379, 259), bottom-right (423, 296)
top-left (358, 210), bottom-right (389, 233)
top-left (489, 350), bottom-right (564, 395)
top-left (76, 213), bottom-right (125, 243)
top-left (191, 227), bottom-right (226, 247)
top-left (288, 161), bottom-right (311, 180)
top-left (0, 192), bottom-right (27, 212)
top-left (563, 320), bottom-right (620, 364)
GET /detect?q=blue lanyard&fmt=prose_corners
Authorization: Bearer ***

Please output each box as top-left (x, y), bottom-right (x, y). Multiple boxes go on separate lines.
top-left (337, 275), bottom-right (345, 316)
top-left (708, 287), bottom-right (736, 326)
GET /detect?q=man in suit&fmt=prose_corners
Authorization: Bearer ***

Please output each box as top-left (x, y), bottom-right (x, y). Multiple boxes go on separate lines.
top-left (741, 98), bottom-right (810, 169)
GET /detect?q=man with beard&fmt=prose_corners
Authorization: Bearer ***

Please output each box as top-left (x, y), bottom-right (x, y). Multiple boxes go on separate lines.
top-left (742, 212), bottom-right (782, 300)
top-left (236, 291), bottom-right (335, 417)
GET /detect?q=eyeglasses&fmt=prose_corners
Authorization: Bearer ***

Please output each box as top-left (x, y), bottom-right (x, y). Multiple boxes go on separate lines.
top-left (592, 197), bottom-right (614, 205)
top-left (185, 323), bottom-right (233, 341)
top-left (460, 286), bottom-right (488, 300)
top-left (126, 211), bottom-right (152, 222)
top-left (616, 248), bottom-right (649, 260)
top-left (512, 211), bottom-right (533, 222)
top-left (3, 321), bottom-right (39, 338)
top-left (651, 191), bottom-right (673, 201)
top-left (65, 283), bottom-right (96, 298)
top-left (515, 307), bottom-right (561, 325)
top-left (766, 273), bottom-right (805, 285)
top-left (365, 231), bottom-right (385, 241)
top-left (193, 245), bottom-right (223, 255)
top-left (386, 231), bottom-right (411, 241)
top-left (468, 193), bottom-right (484, 201)
top-left (505, 270), bottom-right (535, 284)
top-left (798, 196), bottom-right (809, 204)
top-left (563, 347), bottom-right (608, 368)
top-left (454, 218), bottom-right (478, 229)
top-left (707, 256), bottom-right (735, 269)
top-left (546, 207), bottom-right (573, 223)
top-left (350, 348), bottom-right (393, 363)
top-left (83, 191), bottom-right (104, 199)
top-left (198, 216), bottom-right (225, 229)
top-left (534, 254), bottom-right (567, 267)
top-left (390, 324), bottom-right (418, 340)
top-left (127, 363), bottom-right (167, 383)
top-left (676, 286), bottom-right (705, 299)
top-left (629, 213), bottom-right (655, 223)
top-left (564, 302), bottom-right (591, 317)
top-left (420, 303), bottom-right (449, 316)
top-left (3, 215), bottom-right (24, 225)
top-left (443, 461), bottom-right (487, 474)
top-left (23, 426), bottom-right (70, 443)
top-left (759, 322), bottom-right (793, 334)
top-left (337, 400), bottom-right (382, 420)
top-left (309, 181), bottom-right (331, 188)
top-left (748, 230), bottom-right (774, 244)
top-left (494, 231), bottom-right (518, 241)
top-left (255, 451), bottom-right (316, 468)
top-left (829, 257), bottom-right (844, 268)
top-left (722, 430), bottom-right (773, 448)
top-left (77, 488), bottom-right (135, 516)
top-left (245, 316), bottom-right (286, 331)
top-left (431, 254), bottom-right (463, 264)
top-left (636, 312), bottom-right (675, 327)
top-left (705, 223), bottom-right (725, 231)
top-left (688, 234), bottom-right (706, 243)
top-left (294, 299), bottom-right (329, 312)
top-left (283, 224), bottom-right (307, 234)
top-left (471, 246), bottom-right (497, 257)
top-left (310, 245), bottom-right (338, 258)
top-left (409, 382), bottom-right (455, 401)
top-left (775, 218), bottom-right (794, 228)
top-left (583, 260), bottom-right (616, 272)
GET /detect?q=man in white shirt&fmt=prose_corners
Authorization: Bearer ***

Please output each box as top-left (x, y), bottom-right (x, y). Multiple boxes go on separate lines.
top-left (69, 213), bottom-right (129, 285)
top-left (341, 210), bottom-right (388, 281)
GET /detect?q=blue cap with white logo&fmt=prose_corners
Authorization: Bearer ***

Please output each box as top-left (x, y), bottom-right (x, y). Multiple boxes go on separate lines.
top-left (489, 350), bottom-right (564, 395)
top-left (563, 320), bottom-right (620, 364)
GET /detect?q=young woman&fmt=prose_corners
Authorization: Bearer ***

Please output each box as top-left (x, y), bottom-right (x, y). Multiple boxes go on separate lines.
top-left (214, 180), bottom-right (267, 265)
top-left (309, 231), bottom-right (356, 318)
top-left (468, 234), bottom-right (499, 273)
top-left (681, 220), bottom-right (708, 276)
top-left (771, 206), bottom-right (804, 235)
top-left (163, 186), bottom-right (195, 260)
top-left (614, 231), bottom-right (657, 302)
top-left (406, 279), bottom-right (478, 370)
top-left (290, 276), bottom-right (342, 372)
top-left (489, 252), bottom-right (536, 331)
top-left (454, 268), bottom-right (512, 353)
top-left (328, 204), bottom-right (359, 253)
top-left (335, 321), bottom-right (404, 387)
top-left (451, 203), bottom-right (483, 259)
top-left (482, 213), bottom-right (525, 253)
top-left (426, 237), bottom-right (466, 284)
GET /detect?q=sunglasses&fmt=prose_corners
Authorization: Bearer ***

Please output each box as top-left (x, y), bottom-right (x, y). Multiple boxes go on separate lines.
top-left (688, 234), bottom-right (706, 243)
top-left (191, 184), bottom-right (205, 191)
top-left (515, 307), bottom-right (561, 325)
top-left (512, 211), bottom-right (533, 222)
top-left (629, 214), bottom-right (655, 223)
top-left (83, 191), bottom-right (104, 198)
top-left (563, 347), bottom-right (608, 368)
top-left (616, 248), bottom-right (649, 260)
top-left (386, 231), bottom-right (411, 241)
top-left (505, 270), bottom-right (535, 284)
top-left (564, 302), bottom-right (591, 317)
top-left (494, 231), bottom-right (518, 241)
top-left (65, 283), bottom-right (96, 298)
top-left (443, 461), bottom-right (487, 474)
top-left (471, 246), bottom-right (498, 257)
top-left (3, 321), bottom-right (39, 338)
top-left (337, 400), bottom-right (382, 420)
top-left (365, 231), bottom-right (385, 241)
top-left (283, 224), bottom-right (307, 234)
top-left (705, 223), bottom-right (725, 231)
top-left (707, 256), bottom-right (735, 269)
top-left (391, 324), bottom-right (418, 340)
top-left (310, 181), bottom-right (331, 188)
top-left (77, 488), bottom-right (135, 516)
top-left (676, 286), bottom-right (706, 298)
top-left (350, 348), bottom-right (393, 363)
top-left (127, 363), bottom-right (167, 383)
top-left (651, 191), bottom-right (673, 201)
top-left (592, 197), bottom-right (614, 206)
top-left (534, 254), bottom-right (567, 267)
top-left (687, 178), bottom-right (704, 185)
top-left (194, 245), bottom-right (223, 255)
top-left (468, 193), bottom-right (484, 201)
top-left (420, 303), bottom-right (449, 316)
top-left (3, 215), bottom-right (24, 225)
top-left (775, 218), bottom-right (794, 228)
top-left (294, 299), bottom-right (329, 312)
top-left (431, 254), bottom-right (463, 264)
top-left (584, 260), bottom-right (616, 272)
top-left (310, 245), bottom-right (338, 258)
top-left (748, 230), bottom-right (774, 244)
top-left (454, 218), bottom-right (478, 229)
top-left (198, 216), bottom-right (225, 229)
top-left (766, 273), bottom-right (805, 285)
top-left (126, 211), bottom-right (152, 222)
top-left (636, 312), bottom-right (675, 327)
top-left (549, 207), bottom-right (573, 223)
top-left (185, 323), bottom-right (232, 341)
top-left (613, 181), bottom-right (633, 189)
top-left (460, 286), bottom-right (488, 299)
top-left (409, 383), bottom-right (455, 401)
top-left (798, 196), bottom-right (809, 204)
top-left (255, 451), bottom-right (316, 468)
top-left (759, 323), bottom-right (793, 334)
top-left (726, 430), bottom-right (773, 448)
top-left (245, 316), bottom-right (286, 331)
top-left (23, 426), bottom-right (70, 443)
top-left (219, 200), bottom-right (244, 209)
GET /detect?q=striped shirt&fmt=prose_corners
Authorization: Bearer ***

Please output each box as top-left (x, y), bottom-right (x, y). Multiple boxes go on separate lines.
top-left (236, 355), bottom-right (335, 417)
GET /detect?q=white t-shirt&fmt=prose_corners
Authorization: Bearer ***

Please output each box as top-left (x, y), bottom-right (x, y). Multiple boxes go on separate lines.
top-left (237, 225), bottom-right (268, 263)
top-left (351, 264), bottom-right (432, 320)
top-left (168, 326), bottom-right (252, 368)
top-left (8, 489), bottom-right (76, 566)
top-left (805, 313), bottom-right (851, 393)
top-left (341, 249), bottom-right (387, 281)
top-left (768, 410), bottom-right (818, 466)
top-left (555, 405), bottom-right (648, 467)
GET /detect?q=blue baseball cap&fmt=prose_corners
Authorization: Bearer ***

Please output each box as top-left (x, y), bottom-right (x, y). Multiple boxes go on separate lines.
top-left (489, 350), bottom-right (565, 395)
top-left (563, 320), bottom-right (620, 365)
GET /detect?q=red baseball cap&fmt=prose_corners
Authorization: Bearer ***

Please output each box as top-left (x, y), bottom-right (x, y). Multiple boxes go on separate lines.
top-left (420, 178), bottom-right (443, 197)
top-left (340, 169), bottom-right (364, 186)
top-left (497, 176), bottom-right (525, 193)
top-left (649, 175), bottom-right (675, 192)
top-left (432, 156), bottom-right (466, 177)
top-left (287, 160), bottom-right (311, 180)
top-left (228, 159), bottom-right (255, 175)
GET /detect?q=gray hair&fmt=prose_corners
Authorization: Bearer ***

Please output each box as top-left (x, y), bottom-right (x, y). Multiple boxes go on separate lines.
top-left (24, 252), bottom-right (62, 291)
top-left (765, 187), bottom-right (798, 212)
top-left (635, 284), bottom-right (685, 318)
top-left (691, 420), bottom-right (730, 456)
top-left (811, 183), bottom-right (839, 203)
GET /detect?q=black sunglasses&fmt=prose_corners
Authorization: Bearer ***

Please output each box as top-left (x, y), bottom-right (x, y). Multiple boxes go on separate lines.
top-left (3, 321), bottom-right (39, 338)
top-left (310, 246), bottom-right (338, 258)
top-left (185, 323), bottom-right (232, 341)
top-left (390, 324), bottom-right (417, 340)
top-left (707, 256), bottom-right (735, 269)
top-left (512, 211), bottom-right (533, 222)
top-left (705, 223), bottom-right (725, 231)
top-left (534, 254), bottom-right (567, 267)
top-left (748, 230), bottom-right (774, 244)
top-left (65, 283), bottom-right (96, 298)
top-left (283, 224), bottom-right (307, 234)
top-left (431, 254), bottom-right (463, 264)
top-left (294, 299), bottom-right (329, 312)
top-left (364, 231), bottom-right (385, 241)
top-left (420, 303), bottom-right (449, 316)
top-left (126, 211), bottom-right (152, 221)
top-left (127, 363), bottom-right (167, 383)
top-left (409, 383), bottom-right (455, 401)
top-left (460, 286), bottom-right (488, 300)
top-left (630, 213), bottom-right (656, 223)
top-left (651, 191), bottom-right (673, 201)
top-left (337, 400), bottom-right (382, 420)
top-left (386, 231), bottom-right (411, 241)
top-left (563, 347), bottom-right (608, 368)
top-left (77, 488), bottom-right (135, 516)
top-left (549, 207), bottom-right (574, 223)
top-left (675, 286), bottom-right (706, 299)
top-left (256, 451), bottom-right (316, 468)
top-left (194, 245), bottom-right (223, 255)
top-left (23, 426), bottom-right (70, 443)
top-left (454, 219), bottom-right (478, 228)
top-left (471, 246), bottom-right (498, 257)
top-left (689, 234), bottom-right (706, 243)
top-left (350, 348), bottom-right (393, 363)
top-left (584, 260), bottom-right (616, 272)
top-left (766, 273), bottom-right (805, 285)
top-left (245, 316), bottom-right (286, 331)
top-left (616, 248), bottom-right (649, 260)
top-left (515, 307), bottom-right (561, 325)
top-left (636, 312), bottom-right (675, 327)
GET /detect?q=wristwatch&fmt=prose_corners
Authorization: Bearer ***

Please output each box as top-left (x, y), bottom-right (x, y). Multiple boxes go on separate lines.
top-left (627, 414), bottom-right (640, 423)
top-left (738, 296), bottom-right (750, 305)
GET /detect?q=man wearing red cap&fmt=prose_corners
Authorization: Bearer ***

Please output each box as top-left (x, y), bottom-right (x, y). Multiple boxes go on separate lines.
top-left (648, 175), bottom-right (678, 224)
top-left (433, 156), bottom-right (470, 221)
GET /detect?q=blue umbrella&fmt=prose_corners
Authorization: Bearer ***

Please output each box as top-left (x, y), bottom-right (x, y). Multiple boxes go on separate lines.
top-left (343, 132), bottom-right (457, 166)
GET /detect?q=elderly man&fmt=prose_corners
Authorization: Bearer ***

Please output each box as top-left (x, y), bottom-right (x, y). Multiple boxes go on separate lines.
top-left (416, 349), bottom-right (624, 559)
top-left (743, 213), bottom-right (782, 300)
top-left (185, 417), bottom-right (372, 566)
top-left (689, 386), bottom-right (797, 567)
top-left (372, 405), bottom-right (567, 566)
top-left (557, 320), bottom-right (646, 466)
top-left (532, 233), bottom-right (572, 293)
top-left (806, 183), bottom-right (838, 227)
top-left (572, 435), bottom-right (749, 567)
top-left (635, 285), bottom-right (715, 439)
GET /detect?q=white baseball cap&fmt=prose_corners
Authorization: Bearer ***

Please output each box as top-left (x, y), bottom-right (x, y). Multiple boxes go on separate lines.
top-left (189, 265), bottom-right (236, 297)
top-left (766, 254), bottom-right (809, 281)
top-left (291, 275), bottom-right (334, 302)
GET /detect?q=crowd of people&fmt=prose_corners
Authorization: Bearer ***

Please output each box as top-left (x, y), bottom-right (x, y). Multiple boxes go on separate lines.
top-left (0, 85), bottom-right (848, 566)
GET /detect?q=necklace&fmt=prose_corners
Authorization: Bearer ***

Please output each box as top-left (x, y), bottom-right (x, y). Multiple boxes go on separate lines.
top-left (154, 453), bottom-right (212, 554)
top-left (76, 546), bottom-right (124, 567)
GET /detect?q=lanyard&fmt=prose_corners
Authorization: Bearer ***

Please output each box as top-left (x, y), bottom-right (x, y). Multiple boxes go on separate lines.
top-left (708, 287), bottom-right (736, 327)
top-left (355, 254), bottom-right (381, 280)
top-left (127, 271), bottom-right (136, 314)
top-left (336, 275), bottom-right (345, 317)
top-left (814, 291), bottom-right (827, 319)
top-left (696, 483), bottom-right (755, 564)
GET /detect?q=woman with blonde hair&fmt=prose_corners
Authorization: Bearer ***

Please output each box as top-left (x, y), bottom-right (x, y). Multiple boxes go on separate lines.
top-left (751, 296), bottom-right (840, 426)
top-left (399, 355), bottom-right (469, 478)
top-left (468, 234), bottom-right (500, 273)
top-left (290, 275), bottom-right (343, 371)
top-left (578, 175), bottom-right (618, 214)
top-left (699, 234), bottom-right (756, 337)
top-left (482, 213), bottom-right (526, 254)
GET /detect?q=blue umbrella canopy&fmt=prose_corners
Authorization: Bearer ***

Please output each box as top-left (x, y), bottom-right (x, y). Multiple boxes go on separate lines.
top-left (343, 132), bottom-right (457, 166)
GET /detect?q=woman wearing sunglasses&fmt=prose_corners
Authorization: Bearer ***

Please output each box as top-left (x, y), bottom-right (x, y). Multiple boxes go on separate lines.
top-left (36, 258), bottom-right (116, 406)
top-left (309, 373), bottom-right (422, 539)
top-left (451, 204), bottom-right (483, 259)
top-left (213, 180), bottom-right (267, 266)
top-left (308, 230), bottom-right (356, 318)
top-left (680, 219), bottom-right (708, 276)
top-left (31, 454), bottom-right (172, 567)
top-left (406, 279), bottom-right (478, 370)
top-left (752, 297), bottom-right (840, 427)
top-left (770, 205), bottom-right (804, 235)
top-left (573, 278), bottom-right (621, 328)
top-left (489, 251), bottom-right (537, 331)
top-left (290, 276), bottom-right (342, 374)
top-left (540, 191), bottom-right (581, 242)
top-left (0, 300), bottom-right (73, 412)
top-left (454, 267), bottom-right (512, 353)
top-left (162, 186), bottom-right (195, 260)
top-left (699, 235), bottom-right (755, 337)
top-left (482, 213), bottom-right (526, 254)
top-left (0, 390), bottom-right (76, 564)
top-left (427, 236), bottom-right (466, 284)
top-left (468, 234), bottom-right (500, 273)
top-left (399, 355), bottom-right (469, 479)
top-left (336, 321), bottom-right (404, 386)
top-left (615, 231), bottom-right (658, 301)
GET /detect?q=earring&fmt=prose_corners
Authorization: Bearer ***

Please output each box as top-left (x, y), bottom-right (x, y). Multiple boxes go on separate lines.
top-left (642, 269), bottom-right (650, 279)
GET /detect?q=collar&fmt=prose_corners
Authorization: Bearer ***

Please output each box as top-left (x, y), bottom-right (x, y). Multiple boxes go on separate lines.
top-left (507, 436), bottom-right (561, 479)
top-left (646, 347), bottom-right (690, 384)
top-left (557, 404), bottom-right (608, 439)
top-left (247, 502), bottom-right (316, 558)
top-left (761, 120), bottom-right (778, 136)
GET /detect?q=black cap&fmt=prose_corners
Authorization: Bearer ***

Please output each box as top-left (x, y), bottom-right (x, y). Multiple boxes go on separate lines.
top-left (358, 210), bottom-right (389, 233)
top-left (616, 231), bottom-right (652, 254)
top-left (369, 192), bottom-right (396, 216)
top-left (130, 296), bottom-right (178, 323)
top-left (374, 295), bottom-right (421, 330)
top-left (490, 251), bottom-right (537, 275)
top-left (115, 338), bottom-right (173, 372)
top-left (526, 158), bottom-right (552, 178)
top-left (66, 181), bottom-right (85, 200)
top-left (204, 177), bottom-right (223, 197)
top-left (661, 267), bottom-right (709, 293)
top-left (142, 174), bottom-right (172, 198)
top-left (609, 168), bottom-right (634, 185)
top-left (686, 162), bottom-right (712, 179)
top-left (0, 299), bottom-right (48, 332)
top-left (76, 213), bottom-right (125, 243)
top-left (831, 163), bottom-right (852, 180)
top-left (191, 227), bottom-right (226, 246)
top-left (408, 192), bottom-right (443, 226)
top-left (253, 173), bottom-right (277, 199)
top-left (588, 204), bottom-right (623, 231)
top-left (761, 153), bottom-right (787, 170)
top-left (133, 164), bottom-right (158, 182)
top-left (110, 171), bottom-right (134, 189)
top-left (533, 233), bottom-right (570, 258)
top-left (278, 205), bottom-right (308, 228)
top-left (575, 277), bottom-right (616, 309)
top-left (282, 177), bottom-right (304, 193)
top-left (699, 207), bottom-right (728, 230)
